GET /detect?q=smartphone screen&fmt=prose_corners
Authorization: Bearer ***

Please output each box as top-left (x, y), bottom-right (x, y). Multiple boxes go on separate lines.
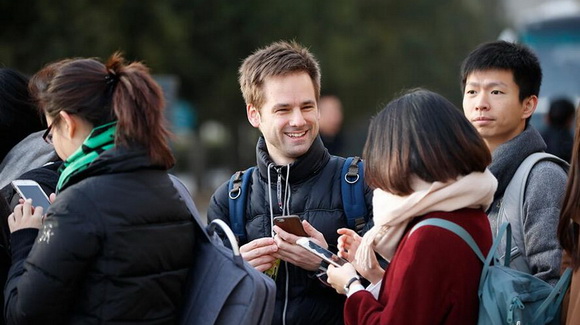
top-left (296, 238), bottom-right (348, 267)
top-left (11, 182), bottom-right (51, 213)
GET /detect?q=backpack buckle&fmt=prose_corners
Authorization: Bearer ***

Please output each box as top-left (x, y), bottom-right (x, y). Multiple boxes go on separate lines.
top-left (228, 171), bottom-right (244, 199)
top-left (345, 156), bottom-right (361, 184)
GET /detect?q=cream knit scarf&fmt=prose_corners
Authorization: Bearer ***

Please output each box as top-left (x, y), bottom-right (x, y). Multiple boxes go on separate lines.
top-left (355, 169), bottom-right (497, 270)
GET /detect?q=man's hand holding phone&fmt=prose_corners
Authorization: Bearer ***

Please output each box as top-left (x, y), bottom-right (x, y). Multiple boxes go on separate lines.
top-left (272, 219), bottom-right (328, 271)
top-left (239, 237), bottom-right (279, 272)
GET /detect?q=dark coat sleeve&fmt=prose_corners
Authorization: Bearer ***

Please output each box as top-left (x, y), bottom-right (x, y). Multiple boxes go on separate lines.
top-left (4, 190), bottom-right (100, 325)
top-left (207, 181), bottom-right (231, 226)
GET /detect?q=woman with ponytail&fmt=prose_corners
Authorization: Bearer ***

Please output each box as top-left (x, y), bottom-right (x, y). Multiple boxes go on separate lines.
top-left (4, 53), bottom-right (195, 324)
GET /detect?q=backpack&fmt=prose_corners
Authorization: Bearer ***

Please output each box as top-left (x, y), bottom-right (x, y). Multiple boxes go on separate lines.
top-left (411, 218), bottom-right (572, 325)
top-left (495, 152), bottom-right (569, 273)
top-left (170, 175), bottom-right (276, 325)
top-left (227, 156), bottom-right (368, 243)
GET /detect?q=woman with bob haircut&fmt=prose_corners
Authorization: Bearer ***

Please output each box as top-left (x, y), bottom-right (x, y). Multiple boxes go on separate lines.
top-left (4, 53), bottom-right (195, 324)
top-left (326, 88), bottom-right (497, 324)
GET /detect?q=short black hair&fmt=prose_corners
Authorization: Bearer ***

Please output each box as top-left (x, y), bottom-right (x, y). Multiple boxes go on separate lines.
top-left (461, 41), bottom-right (542, 102)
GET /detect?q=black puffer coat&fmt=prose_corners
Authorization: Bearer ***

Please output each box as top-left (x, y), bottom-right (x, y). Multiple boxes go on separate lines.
top-left (4, 146), bottom-right (195, 324)
top-left (208, 136), bottom-right (373, 325)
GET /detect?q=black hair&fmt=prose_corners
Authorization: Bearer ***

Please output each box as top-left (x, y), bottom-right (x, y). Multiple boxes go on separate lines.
top-left (0, 68), bottom-right (44, 161)
top-left (461, 41), bottom-right (542, 102)
top-left (548, 97), bottom-right (575, 128)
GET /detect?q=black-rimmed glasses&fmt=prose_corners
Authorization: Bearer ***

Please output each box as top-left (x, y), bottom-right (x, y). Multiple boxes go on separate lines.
top-left (42, 122), bottom-right (55, 144)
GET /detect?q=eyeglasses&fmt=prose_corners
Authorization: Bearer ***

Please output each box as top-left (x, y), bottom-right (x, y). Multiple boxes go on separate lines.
top-left (42, 121), bottom-right (55, 144)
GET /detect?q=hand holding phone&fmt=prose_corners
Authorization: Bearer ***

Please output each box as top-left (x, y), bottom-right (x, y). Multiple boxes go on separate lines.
top-left (273, 215), bottom-right (308, 237)
top-left (11, 180), bottom-right (51, 213)
top-left (296, 237), bottom-right (348, 267)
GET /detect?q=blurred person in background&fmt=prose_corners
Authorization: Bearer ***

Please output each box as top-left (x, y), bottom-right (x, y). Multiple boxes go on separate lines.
top-left (542, 97), bottom-right (576, 163)
top-left (0, 68), bottom-right (55, 189)
top-left (4, 53), bottom-right (195, 324)
top-left (0, 68), bottom-right (57, 325)
top-left (0, 68), bottom-right (44, 161)
top-left (319, 94), bottom-right (344, 156)
top-left (326, 89), bottom-right (496, 324)
top-left (0, 62), bottom-right (65, 212)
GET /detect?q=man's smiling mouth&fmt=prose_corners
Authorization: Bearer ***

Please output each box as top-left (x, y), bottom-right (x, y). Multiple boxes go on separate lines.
top-left (286, 131), bottom-right (307, 138)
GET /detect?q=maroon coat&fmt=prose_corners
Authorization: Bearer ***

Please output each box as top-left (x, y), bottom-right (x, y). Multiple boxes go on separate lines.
top-left (344, 209), bottom-right (492, 325)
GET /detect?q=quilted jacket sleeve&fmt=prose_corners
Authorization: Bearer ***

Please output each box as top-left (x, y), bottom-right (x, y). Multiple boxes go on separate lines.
top-left (4, 190), bottom-right (100, 324)
top-left (207, 181), bottom-right (231, 225)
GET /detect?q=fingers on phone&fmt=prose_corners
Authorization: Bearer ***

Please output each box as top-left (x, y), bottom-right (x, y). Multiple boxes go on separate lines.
top-left (241, 241), bottom-right (277, 261)
top-left (337, 228), bottom-right (354, 235)
top-left (251, 255), bottom-right (277, 270)
top-left (34, 206), bottom-right (44, 217)
top-left (241, 237), bottom-right (275, 252)
top-left (245, 253), bottom-right (277, 271)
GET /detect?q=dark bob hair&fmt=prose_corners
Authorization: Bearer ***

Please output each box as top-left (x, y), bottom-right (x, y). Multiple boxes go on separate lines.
top-left (363, 88), bottom-right (491, 196)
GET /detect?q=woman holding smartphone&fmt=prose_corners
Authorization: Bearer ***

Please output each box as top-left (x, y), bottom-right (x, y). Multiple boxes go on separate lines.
top-left (5, 54), bottom-right (195, 324)
top-left (326, 89), bottom-right (497, 324)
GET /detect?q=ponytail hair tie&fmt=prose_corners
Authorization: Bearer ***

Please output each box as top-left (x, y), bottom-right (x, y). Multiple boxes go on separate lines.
top-left (105, 71), bottom-right (119, 86)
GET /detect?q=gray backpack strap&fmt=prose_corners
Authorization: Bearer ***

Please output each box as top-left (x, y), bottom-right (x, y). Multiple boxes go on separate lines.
top-left (497, 152), bottom-right (568, 272)
top-left (410, 218), bottom-right (486, 263)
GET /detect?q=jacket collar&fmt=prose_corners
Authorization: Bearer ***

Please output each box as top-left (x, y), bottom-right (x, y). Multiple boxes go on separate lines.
top-left (60, 145), bottom-right (164, 191)
top-left (489, 125), bottom-right (546, 200)
top-left (256, 135), bottom-right (330, 184)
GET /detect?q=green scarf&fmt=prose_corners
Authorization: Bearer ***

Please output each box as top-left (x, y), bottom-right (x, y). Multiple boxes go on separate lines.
top-left (57, 121), bottom-right (116, 191)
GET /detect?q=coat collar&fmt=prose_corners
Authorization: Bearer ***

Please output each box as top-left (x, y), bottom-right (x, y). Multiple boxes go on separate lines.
top-left (489, 125), bottom-right (546, 200)
top-left (256, 135), bottom-right (330, 184)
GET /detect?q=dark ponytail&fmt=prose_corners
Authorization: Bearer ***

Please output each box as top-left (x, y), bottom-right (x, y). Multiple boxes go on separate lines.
top-left (32, 53), bottom-right (175, 168)
top-left (106, 53), bottom-right (174, 168)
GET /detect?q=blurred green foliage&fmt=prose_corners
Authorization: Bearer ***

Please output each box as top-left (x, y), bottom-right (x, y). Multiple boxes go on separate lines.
top-left (0, 0), bottom-right (503, 167)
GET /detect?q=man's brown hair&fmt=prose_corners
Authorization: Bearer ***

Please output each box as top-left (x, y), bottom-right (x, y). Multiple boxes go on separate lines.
top-left (238, 40), bottom-right (321, 109)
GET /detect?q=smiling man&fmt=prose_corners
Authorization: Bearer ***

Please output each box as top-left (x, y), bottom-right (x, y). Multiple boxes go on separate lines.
top-left (461, 41), bottom-right (566, 285)
top-left (208, 41), bottom-right (373, 325)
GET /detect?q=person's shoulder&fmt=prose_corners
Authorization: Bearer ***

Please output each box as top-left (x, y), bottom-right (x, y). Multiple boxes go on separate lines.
top-left (525, 158), bottom-right (568, 204)
top-left (327, 154), bottom-right (346, 164)
top-left (211, 179), bottom-right (230, 201)
top-left (528, 158), bottom-right (568, 183)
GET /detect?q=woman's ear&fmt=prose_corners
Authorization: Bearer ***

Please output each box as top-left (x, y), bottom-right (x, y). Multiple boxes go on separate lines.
top-left (58, 111), bottom-right (76, 139)
top-left (247, 104), bottom-right (261, 128)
